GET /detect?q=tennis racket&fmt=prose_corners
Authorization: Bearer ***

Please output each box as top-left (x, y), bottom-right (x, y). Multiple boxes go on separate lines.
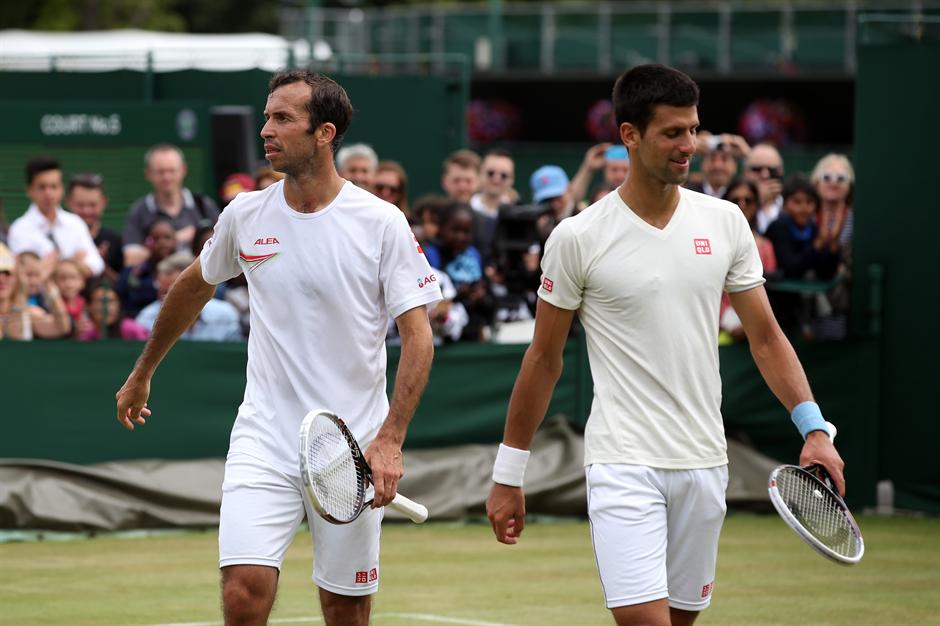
top-left (299, 409), bottom-right (428, 525)
top-left (768, 421), bottom-right (864, 565)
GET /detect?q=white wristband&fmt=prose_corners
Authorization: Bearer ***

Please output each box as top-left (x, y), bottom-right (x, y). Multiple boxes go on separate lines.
top-left (492, 443), bottom-right (530, 487)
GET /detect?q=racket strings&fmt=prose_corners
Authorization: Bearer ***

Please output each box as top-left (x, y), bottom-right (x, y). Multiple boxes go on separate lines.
top-left (776, 469), bottom-right (861, 558)
top-left (306, 419), bottom-right (365, 522)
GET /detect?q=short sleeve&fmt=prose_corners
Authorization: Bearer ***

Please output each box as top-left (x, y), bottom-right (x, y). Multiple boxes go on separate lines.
top-left (725, 209), bottom-right (766, 293)
top-left (380, 211), bottom-right (442, 319)
top-left (537, 219), bottom-right (584, 310)
top-left (200, 204), bottom-right (242, 285)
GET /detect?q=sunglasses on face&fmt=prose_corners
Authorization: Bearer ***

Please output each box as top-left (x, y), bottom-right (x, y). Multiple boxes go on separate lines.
top-left (729, 195), bottom-right (756, 206)
top-left (820, 172), bottom-right (849, 184)
top-left (375, 183), bottom-right (401, 194)
top-left (748, 165), bottom-right (782, 179)
top-left (486, 170), bottom-right (511, 181)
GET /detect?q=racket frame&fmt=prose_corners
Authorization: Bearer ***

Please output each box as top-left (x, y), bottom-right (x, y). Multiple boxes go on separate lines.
top-left (768, 463), bottom-right (864, 565)
top-left (299, 409), bottom-right (428, 525)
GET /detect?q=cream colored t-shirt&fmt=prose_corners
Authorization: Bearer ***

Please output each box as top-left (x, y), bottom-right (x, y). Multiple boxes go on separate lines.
top-left (538, 187), bottom-right (764, 469)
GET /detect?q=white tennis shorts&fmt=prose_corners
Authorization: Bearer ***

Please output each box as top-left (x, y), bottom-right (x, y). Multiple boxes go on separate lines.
top-left (586, 463), bottom-right (729, 611)
top-left (218, 452), bottom-right (384, 596)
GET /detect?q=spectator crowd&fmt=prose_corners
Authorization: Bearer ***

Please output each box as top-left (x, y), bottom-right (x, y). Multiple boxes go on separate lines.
top-left (0, 134), bottom-right (854, 345)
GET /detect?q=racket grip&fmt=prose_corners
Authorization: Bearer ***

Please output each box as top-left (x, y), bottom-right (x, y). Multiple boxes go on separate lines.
top-left (826, 421), bottom-right (837, 441)
top-left (389, 493), bottom-right (429, 523)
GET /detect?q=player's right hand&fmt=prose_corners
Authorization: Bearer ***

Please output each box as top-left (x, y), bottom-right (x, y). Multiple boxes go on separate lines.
top-left (486, 483), bottom-right (526, 545)
top-left (115, 374), bottom-right (152, 431)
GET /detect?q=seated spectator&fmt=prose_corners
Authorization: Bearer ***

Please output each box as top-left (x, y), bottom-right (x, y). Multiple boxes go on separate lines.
top-left (765, 175), bottom-right (841, 338)
top-left (80, 282), bottom-right (149, 341)
top-left (374, 160), bottom-right (411, 218)
top-left (387, 268), bottom-right (468, 346)
top-left (123, 143), bottom-right (220, 267)
top-left (688, 132), bottom-right (750, 198)
top-left (422, 202), bottom-right (492, 342)
top-left (336, 143), bottom-right (378, 191)
top-left (253, 165), bottom-right (285, 190)
top-left (441, 149), bottom-right (481, 204)
top-left (136, 251), bottom-right (242, 342)
top-left (411, 194), bottom-right (450, 244)
top-left (470, 149), bottom-right (516, 259)
top-left (570, 143), bottom-right (630, 209)
top-left (810, 153), bottom-right (855, 340)
top-left (0, 243), bottom-right (31, 340)
top-left (219, 172), bottom-right (255, 208)
top-left (8, 156), bottom-right (105, 279)
top-left (52, 259), bottom-right (91, 339)
top-left (17, 250), bottom-right (71, 339)
top-left (116, 217), bottom-right (177, 318)
top-left (531, 165), bottom-right (575, 243)
top-left (719, 178), bottom-right (779, 342)
top-left (66, 173), bottom-right (123, 282)
top-left (744, 143), bottom-right (785, 234)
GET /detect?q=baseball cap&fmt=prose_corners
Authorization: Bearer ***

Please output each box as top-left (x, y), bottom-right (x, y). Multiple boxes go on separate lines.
top-left (604, 145), bottom-right (629, 162)
top-left (0, 243), bottom-right (14, 272)
top-left (531, 165), bottom-right (570, 203)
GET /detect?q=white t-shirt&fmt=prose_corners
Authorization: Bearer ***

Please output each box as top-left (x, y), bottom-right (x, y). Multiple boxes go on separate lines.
top-left (8, 204), bottom-right (105, 276)
top-left (200, 180), bottom-right (442, 475)
top-left (538, 187), bottom-right (764, 469)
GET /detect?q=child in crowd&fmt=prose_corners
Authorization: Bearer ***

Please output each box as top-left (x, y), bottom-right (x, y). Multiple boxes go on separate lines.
top-left (422, 202), bottom-right (492, 341)
top-left (53, 259), bottom-right (91, 338)
top-left (81, 283), bottom-right (149, 341)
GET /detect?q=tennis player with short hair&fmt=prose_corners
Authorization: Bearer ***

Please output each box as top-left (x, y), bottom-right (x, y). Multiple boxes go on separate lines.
top-left (116, 70), bottom-right (442, 626)
top-left (486, 64), bottom-right (846, 626)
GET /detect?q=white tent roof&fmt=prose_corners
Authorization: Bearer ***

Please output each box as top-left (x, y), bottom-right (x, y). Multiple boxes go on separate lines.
top-left (0, 30), bottom-right (326, 72)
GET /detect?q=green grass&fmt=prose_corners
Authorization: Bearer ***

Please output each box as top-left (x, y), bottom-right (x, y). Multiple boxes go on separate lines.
top-left (0, 515), bottom-right (938, 626)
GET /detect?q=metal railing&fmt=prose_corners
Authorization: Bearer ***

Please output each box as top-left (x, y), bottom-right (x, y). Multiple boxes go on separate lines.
top-left (279, 1), bottom-right (940, 76)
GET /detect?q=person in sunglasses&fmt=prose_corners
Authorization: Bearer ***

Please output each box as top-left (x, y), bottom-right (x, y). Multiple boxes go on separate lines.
top-left (743, 143), bottom-right (786, 234)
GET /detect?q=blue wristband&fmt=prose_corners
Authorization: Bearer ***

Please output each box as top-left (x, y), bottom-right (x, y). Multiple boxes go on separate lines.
top-left (791, 401), bottom-right (827, 440)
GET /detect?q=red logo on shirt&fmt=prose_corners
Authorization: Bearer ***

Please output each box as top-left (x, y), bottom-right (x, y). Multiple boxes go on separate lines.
top-left (542, 277), bottom-right (554, 292)
top-left (412, 232), bottom-right (424, 254)
top-left (694, 238), bottom-right (712, 255)
top-left (355, 571), bottom-right (368, 584)
top-left (418, 274), bottom-right (437, 288)
top-left (702, 582), bottom-right (713, 598)
top-left (254, 237), bottom-right (280, 245)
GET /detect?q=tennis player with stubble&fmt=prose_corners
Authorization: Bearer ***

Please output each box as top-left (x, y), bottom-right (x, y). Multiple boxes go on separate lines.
top-left (115, 70), bottom-right (442, 626)
top-left (486, 64), bottom-right (847, 626)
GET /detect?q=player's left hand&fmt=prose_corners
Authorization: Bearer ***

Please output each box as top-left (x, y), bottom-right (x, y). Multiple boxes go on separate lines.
top-left (365, 436), bottom-right (404, 508)
top-left (799, 430), bottom-right (846, 496)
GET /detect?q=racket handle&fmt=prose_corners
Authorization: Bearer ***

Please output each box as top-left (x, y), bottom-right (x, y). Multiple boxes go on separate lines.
top-left (826, 421), bottom-right (837, 441)
top-left (389, 493), bottom-right (429, 524)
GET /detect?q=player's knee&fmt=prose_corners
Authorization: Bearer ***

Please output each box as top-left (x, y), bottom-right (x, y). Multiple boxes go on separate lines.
top-left (222, 570), bottom-right (275, 620)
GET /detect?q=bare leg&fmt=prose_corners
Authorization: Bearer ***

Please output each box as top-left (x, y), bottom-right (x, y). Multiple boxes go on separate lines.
top-left (221, 565), bottom-right (279, 626)
top-left (610, 598), bottom-right (671, 626)
top-left (669, 607), bottom-right (700, 626)
top-left (319, 588), bottom-right (372, 626)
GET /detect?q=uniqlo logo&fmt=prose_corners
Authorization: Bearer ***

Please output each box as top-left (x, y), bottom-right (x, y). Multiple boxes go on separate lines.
top-left (355, 571), bottom-right (368, 584)
top-left (702, 582), bottom-right (713, 598)
top-left (694, 238), bottom-right (712, 255)
top-left (369, 568), bottom-right (378, 582)
top-left (542, 277), bottom-right (554, 292)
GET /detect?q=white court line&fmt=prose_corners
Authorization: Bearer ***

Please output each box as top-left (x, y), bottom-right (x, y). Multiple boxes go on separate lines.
top-left (149, 613), bottom-right (518, 626)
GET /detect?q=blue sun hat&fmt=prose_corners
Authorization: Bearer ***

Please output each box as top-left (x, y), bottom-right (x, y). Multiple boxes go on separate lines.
top-left (531, 165), bottom-right (570, 203)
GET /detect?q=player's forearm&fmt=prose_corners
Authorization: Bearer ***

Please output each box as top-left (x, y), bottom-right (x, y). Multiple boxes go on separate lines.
top-left (749, 325), bottom-right (814, 412)
top-left (502, 346), bottom-right (563, 450)
top-left (380, 320), bottom-right (434, 448)
top-left (132, 263), bottom-right (215, 379)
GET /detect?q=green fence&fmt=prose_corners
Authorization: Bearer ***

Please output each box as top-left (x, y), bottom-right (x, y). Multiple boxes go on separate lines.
top-left (0, 337), bottom-right (885, 511)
